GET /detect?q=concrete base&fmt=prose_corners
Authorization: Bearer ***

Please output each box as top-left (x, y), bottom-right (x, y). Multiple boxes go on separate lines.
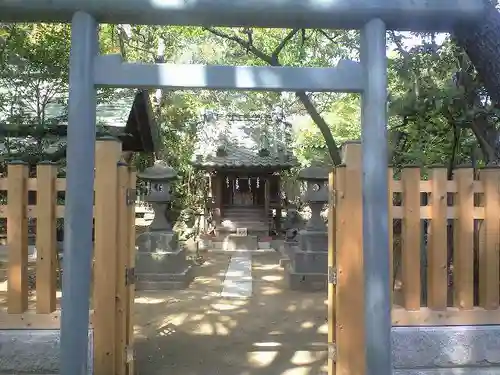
top-left (225, 235), bottom-right (258, 251)
top-left (394, 370), bottom-right (500, 375)
top-left (0, 329), bottom-right (93, 374)
top-left (1, 324), bottom-right (500, 374)
top-left (209, 236), bottom-right (275, 253)
top-left (284, 264), bottom-right (326, 291)
top-left (290, 250), bottom-right (328, 274)
top-left (135, 265), bottom-right (193, 290)
top-left (393, 325), bottom-right (500, 369)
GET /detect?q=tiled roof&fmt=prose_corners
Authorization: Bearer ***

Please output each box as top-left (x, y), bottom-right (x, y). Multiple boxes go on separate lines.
top-left (192, 143), bottom-right (296, 169)
top-left (191, 116), bottom-right (296, 169)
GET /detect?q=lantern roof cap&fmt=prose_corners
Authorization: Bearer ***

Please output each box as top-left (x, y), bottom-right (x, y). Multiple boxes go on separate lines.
top-left (298, 165), bottom-right (329, 181)
top-left (137, 160), bottom-right (177, 181)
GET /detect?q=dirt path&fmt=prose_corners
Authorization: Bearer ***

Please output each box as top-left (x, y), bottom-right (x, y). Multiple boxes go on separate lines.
top-left (133, 252), bottom-right (329, 375)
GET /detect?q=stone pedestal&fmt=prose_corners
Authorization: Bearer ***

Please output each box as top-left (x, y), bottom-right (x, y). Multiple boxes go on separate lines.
top-left (134, 161), bottom-right (194, 290)
top-left (135, 232), bottom-right (192, 290)
top-left (285, 166), bottom-right (329, 292)
top-left (225, 234), bottom-right (258, 251)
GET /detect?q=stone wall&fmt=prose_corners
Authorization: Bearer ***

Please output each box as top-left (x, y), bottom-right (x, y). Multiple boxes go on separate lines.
top-left (393, 325), bottom-right (500, 375)
top-left (0, 329), bottom-right (93, 374)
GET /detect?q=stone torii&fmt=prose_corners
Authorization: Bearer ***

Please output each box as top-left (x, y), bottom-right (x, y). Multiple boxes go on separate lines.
top-left (0, 1), bottom-right (487, 374)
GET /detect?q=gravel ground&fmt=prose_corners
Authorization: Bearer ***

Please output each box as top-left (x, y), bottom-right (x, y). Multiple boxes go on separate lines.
top-left (133, 252), bottom-right (329, 375)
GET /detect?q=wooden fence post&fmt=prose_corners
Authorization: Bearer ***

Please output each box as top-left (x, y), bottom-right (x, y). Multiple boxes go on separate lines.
top-left (479, 166), bottom-right (500, 309)
top-left (36, 161), bottom-right (58, 313)
top-left (428, 166), bottom-right (448, 310)
top-left (7, 161), bottom-right (29, 313)
top-left (401, 166), bottom-right (421, 310)
top-left (454, 167), bottom-right (474, 309)
top-left (336, 141), bottom-right (364, 375)
top-left (388, 165), bottom-right (394, 305)
top-left (93, 137), bottom-right (122, 375)
top-left (115, 161), bottom-right (129, 375)
top-left (328, 170), bottom-right (336, 375)
top-left (126, 168), bottom-right (137, 375)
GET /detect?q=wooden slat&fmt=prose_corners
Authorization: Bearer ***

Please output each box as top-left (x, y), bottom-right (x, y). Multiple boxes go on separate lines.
top-left (401, 167), bottom-right (421, 310)
top-left (3, 176), bottom-right (491, 195)
top-left (392, 306), bottom-right (500, 326)
top-left (0, 310), bottom-right (95, 329)
top-left (428, 167), bottom-right (448, 310)
top-left (126, 169), bottom-right (137, 375)
top-left (0, 177), bottom-right (66, 191)
top-left (115, 163), bottom-right (129, 375)
top-left (479, 167), bottom-right (500, 309)
top-left (36, 163), bottom-right (58, 313)
top-left (327, 170), bottom-right (336, 375)
top-left (93, 139), bottom-right (121, 375)
top-left (453, 168), bottom-right (474, 309)
top-left (0, 204), bottom-right (490, 220)
top-left (391, 179), bottom-right (484, 193)
top-left (391, 206), bottom-right (484, 220)
top-left (336, 164), bottom-right (364, 375)
top-left (7, 162), bottom-right (29, 313)
top-left (388, 167), bottom-right (394, 304)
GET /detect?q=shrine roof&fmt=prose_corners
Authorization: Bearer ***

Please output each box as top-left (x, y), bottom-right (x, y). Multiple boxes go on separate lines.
top-left (0, 88), bottom-right (160, 154)
top-left (192, 143), bottom-right (296, 169)
top-left (191, 115), bottom-right (297, 170)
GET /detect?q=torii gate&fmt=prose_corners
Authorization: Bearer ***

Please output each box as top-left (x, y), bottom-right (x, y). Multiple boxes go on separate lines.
top-left (0, 1), bottom-right (486, 374)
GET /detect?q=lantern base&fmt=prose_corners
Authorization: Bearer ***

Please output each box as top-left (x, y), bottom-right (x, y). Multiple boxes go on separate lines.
top-left (284, 265), bottom-right (326, 292)
top-left (135, 266), bottom-right (194, 291)
top-left (135, 231), bottom-right (194, 290)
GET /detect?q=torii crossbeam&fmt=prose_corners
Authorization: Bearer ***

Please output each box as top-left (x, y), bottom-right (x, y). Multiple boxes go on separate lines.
top-left (0, 0), bottom-right (486, 30)
top-left (0, 1), bottom-right (487, 375)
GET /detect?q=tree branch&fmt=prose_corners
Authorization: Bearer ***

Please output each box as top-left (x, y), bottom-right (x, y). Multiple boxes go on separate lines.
top-left (205, 27), bottom-right (342, 165)
top-left (271, 28), bottom-right (300, 61)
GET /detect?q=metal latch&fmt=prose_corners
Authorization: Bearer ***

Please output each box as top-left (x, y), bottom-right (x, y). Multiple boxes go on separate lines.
top-left (125, 267), bottom-right (135, 286)
top-left (328, 266), bottom-right (337, 285)
top-left (126, 188), bottom-right (137, 206)
top-left (125, 345), bottom-right (134, 363)
top-left (328, 342), bottom-right (337, 362)
top-left (330, 189), bottom-right (337, 208)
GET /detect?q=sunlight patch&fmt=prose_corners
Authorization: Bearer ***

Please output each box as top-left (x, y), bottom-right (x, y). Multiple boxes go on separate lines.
top-left (291, 350), bottom-right (323, 366)
top-left (135, 296), bottom-right (170, 304)
top-left (300, 321), bottom-right (315, 329)
top-left (247, 350), bottom-right (278, 368)
top-left (261, 274), bottom-right (283, 282)
top-left (317, 323), bottom-right (328, 334)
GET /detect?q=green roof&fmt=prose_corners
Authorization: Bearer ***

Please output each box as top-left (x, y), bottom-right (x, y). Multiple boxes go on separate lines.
top-left (192, 143), bottom-right (296, 169)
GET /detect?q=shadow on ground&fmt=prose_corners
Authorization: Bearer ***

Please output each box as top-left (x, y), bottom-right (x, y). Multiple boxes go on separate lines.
top-left (134, 252), bottom-right (328, 375)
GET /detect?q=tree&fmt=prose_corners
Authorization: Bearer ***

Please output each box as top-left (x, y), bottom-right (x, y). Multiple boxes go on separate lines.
top-left (205, 27), bottom-right (352, 165)
top-left (451, 1), bottom-right (500, 163)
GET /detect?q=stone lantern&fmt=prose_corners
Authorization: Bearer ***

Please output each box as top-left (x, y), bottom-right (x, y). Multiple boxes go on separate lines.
top-left (284, 165), bottom-right (329, 291)
top-left (135, 161), bottom-right (193, 290)
top-left (299, 166), bottom-right (329, 233)
top-left (137, 160), bottom-right (177, 231)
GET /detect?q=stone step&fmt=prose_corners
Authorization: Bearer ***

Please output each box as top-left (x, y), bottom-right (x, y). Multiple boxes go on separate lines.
top-left (223, 214), bottom-right (267, 220)
top-left (220, 222), bottom-right (269, 231)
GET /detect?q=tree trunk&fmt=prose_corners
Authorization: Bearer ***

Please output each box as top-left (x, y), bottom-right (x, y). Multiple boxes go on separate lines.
top-left (453, 2), bottom-right (500, 162)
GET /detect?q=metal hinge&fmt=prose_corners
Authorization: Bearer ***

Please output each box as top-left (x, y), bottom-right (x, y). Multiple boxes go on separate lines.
top-left (126, 188), bottom-right (137, 206)
top-left (125, 345), bottom-right (134, 363)
top-left (328, 342), bottom-right (337, 362)
top-left (328, 266), bottom-right (337, 285)
top-left (125, 267), bottom-right (135, 286)
top-left (330, 189), bottom-right (337, 208)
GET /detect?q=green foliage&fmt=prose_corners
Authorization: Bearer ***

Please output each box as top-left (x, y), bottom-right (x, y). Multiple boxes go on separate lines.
top-left (2, 20), bottom-right (500, 221)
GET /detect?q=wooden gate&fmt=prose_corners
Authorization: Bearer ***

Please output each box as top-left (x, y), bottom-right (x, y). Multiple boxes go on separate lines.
top-left (327, 143), bottom-right (364, 375)
top-left (0, 137), bottom-right (137, 375)
top-left (328, 140), bottom-right (500, 375)
top-left (93, 138), bottom-right (137, 375)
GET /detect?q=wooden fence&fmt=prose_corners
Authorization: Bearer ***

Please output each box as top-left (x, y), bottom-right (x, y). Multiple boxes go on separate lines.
top-left (330, 141), bottom-right (500, 375)
top-left (0, 138), bottom-right (137, 375)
